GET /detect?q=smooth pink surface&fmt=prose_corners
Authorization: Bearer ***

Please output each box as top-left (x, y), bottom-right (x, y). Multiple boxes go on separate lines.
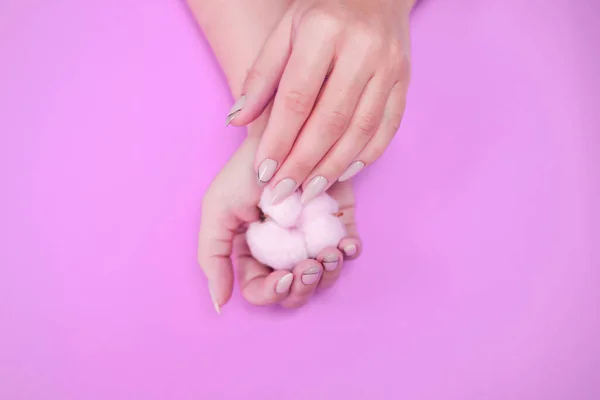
top-left (1, 0), bottom-right (598, 399)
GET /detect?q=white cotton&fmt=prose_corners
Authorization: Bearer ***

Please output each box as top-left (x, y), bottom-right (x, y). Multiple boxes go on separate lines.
top-left (246, 220), bottom-right (308, 270)
top-left (258, 186), bottom-right (303, 228)
top-left (246, 189), bottom-right (346, 270)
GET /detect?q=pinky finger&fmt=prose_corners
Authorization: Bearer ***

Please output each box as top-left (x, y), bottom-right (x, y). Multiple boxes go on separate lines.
top-left (338, 81), bottom-right (407, 182)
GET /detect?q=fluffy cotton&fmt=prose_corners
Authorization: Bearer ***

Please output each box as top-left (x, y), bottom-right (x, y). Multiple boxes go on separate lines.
top-left (246, 220), bottom-right (308, 270)
top-left (300, 192), bottom-right (339, 221)
top-left (300, 214), bottom-right (347, 258)
top-left (246, 188), bottom-right (346, 270)
top-left (258, 186), bottom-right (302, 228)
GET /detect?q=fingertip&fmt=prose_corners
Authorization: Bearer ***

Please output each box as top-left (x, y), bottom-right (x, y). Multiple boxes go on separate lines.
top-left (280, 260), bottom-right (322, 309)
top-left (201, 258), bottom-right (235, 313)
top-left (241, 269), bottom-right (293, 306)
top-left (317, 247), bottom-right (344, 272)
top-left (338, 237), bottom-right (362, 260)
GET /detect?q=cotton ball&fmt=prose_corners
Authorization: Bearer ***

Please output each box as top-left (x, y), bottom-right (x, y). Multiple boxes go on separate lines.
top-left (300, 195), bottom-right (346, 258)
top-left (301, 192), bottom-right (339, 221)
top-left (258, 186), bottom-right (302, 228)
top-left (246, 220), bottom-right (308, 270)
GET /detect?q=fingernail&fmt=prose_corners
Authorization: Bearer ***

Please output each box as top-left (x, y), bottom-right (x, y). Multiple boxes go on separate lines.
top-left (343, 244), bottom-right (357, 257)
top-left (301, 266), bottom-right (321, 285)
top-left (208, 282), bottom-right (221, 314)
top-left (257, 159), bottom-right (278, 184)
top-left (301, 176), bottom-right (328, 204)
top-left (271, 178), bottom-right (297, 205)
top-left (225, 95), bottom-right (246, 126)
top-left (322, 254), bottom-right (338, 271)
top-left (338, 161), bottom-right (365, 182)
top-left (275, 273), bottom-right (294, 294)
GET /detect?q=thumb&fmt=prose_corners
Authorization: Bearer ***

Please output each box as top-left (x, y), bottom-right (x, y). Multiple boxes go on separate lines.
top-left (197, 202), bottom-right (236, 314)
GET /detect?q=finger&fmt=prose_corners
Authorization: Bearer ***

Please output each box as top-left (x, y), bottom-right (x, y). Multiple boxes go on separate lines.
top-left (197, 202), bottom-right (240, 314)
top-left (326, 180), bottom-right (362, 259)
top-left (226, 14), bottom-right (294, 127)
top-left (300, 74), bottom-right (392, 201)
top-left (338, 81), bottom-right (407, 182)
top-left (280, 259), bottom-right (323, 309)
top-left (338, 236), bottom-right (362, 260)
top-left (234, 234), bottom-right (294, 305)
top-left (270, 49), bottom-right (374, 204)
top-left (254, 24), bottom-right (336, 191)
top-left (316, 247), bottom-right (344, 290)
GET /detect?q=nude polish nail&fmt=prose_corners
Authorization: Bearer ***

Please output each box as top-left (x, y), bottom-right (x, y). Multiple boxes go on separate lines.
top-left (301, 266), bottom-right (321, 285)
top-left (343, 244), bottom-right (357, 257)
top-left (271, 178), bottom-right (297, 205)
top-left (258, 159), bottom-right (277, 184)
top-left (208, 282), bottom-right (221, 315)
top-left (275, 273), bottom-right (294, 294)
top-left (301, 176), bottom-right (328, 204)
top-left (322, 254), bottom-right (338, 271)
top-left (225, 95), bottom-right (246, 126)
top-left (338, 161), bottom-right (365, 182)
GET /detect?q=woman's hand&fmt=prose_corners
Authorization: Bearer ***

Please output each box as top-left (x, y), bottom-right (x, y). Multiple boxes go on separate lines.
top-left (198, 122), bottom-right (362, 312)
top-left (227, 0), bottom-right (415, 204)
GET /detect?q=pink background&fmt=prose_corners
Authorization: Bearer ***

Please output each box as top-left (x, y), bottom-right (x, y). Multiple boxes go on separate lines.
top-left (1, 0), bottom-right (598, 399)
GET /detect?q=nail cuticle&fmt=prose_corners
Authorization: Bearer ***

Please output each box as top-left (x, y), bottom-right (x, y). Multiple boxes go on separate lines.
top-left (225, 95), bottom-right (247, 126)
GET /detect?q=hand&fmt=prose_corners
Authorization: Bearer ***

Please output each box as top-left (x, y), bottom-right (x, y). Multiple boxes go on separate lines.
top-left (226, 0), bottom-right (414, 204)
top-left (198, 124), bottom-right (362, 312)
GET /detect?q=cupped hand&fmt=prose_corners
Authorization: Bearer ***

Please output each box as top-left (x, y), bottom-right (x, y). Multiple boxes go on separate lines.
top-left (226, 0), bottom-right (414, 204)
top-left (198, 132), bottom-right (361, 312)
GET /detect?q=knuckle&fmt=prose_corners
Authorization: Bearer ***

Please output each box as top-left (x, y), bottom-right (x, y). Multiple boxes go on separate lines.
top-left (322, 110), bottom-right (350, 138)
top-left (390, 42), bottom-right (411, 80)
top-left (388, 103), bottom-right (406, 132)
top-left (305, 9), bottom-right (344, 35)
top-left (289, 157), bottom-right (314, 175)
top-left (269, 134), bottom-right (293, 156)
top-left (355, 112), bottom-right (380, 138)
top-left (324, 157), bottom-right (346, 175)
top-left (353, 25), bottom-right (383, 51)
top-left (282, 89), bottom-right (312, 115)
top-left (245, 68), bottom-right (263, 85)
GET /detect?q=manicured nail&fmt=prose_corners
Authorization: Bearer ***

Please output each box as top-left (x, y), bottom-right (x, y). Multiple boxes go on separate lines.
top-left (225, 95), bottom-right (246, 126)
top-left (343, 244), bottom-right (357, 257)
top-left (275, 273), bottom-right (294, 294)
top-left (208, 282), bottom-right (221, 315)
top-left (338, 161), bottom-right (365, 182)
top-left (322, 254), bottom-right (338, 271)
top-left (301, 176), bottom-right (328, 204)
top-left (257, 159), bottom-right (278, 184)
top-left (301, 266), bottom-right (321, 285)
top-left (271, 178), bottom-right (297, 205)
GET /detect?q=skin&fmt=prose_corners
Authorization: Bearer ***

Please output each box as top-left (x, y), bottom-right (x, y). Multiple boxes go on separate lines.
top-left (227, 0), bottom-right (416, 204)
top-left (188, 0), bottom-right (362, 310)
